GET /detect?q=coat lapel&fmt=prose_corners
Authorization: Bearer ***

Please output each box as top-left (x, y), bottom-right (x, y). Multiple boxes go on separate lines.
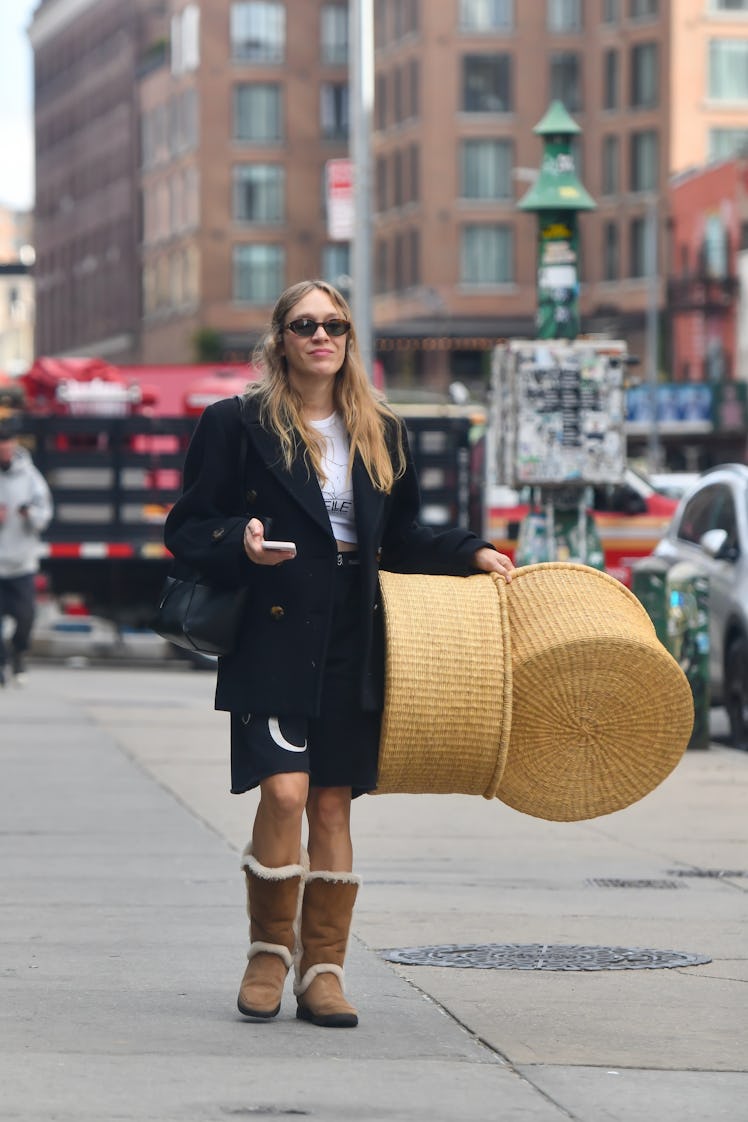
top-left (352, 453), bottom-right (385, 557)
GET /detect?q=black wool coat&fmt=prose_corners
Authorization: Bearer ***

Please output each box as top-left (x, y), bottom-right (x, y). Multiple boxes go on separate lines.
top-left (164, 395), bottom-right (493, 716)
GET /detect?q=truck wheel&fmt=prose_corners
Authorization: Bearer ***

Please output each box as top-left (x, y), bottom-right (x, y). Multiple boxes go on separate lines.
top-left (725, 637), bottom-right (748, 751)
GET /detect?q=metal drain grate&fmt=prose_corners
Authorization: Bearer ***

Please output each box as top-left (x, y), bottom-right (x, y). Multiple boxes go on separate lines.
top-left (381, 943), bottom-right (711, 971)
top-left (667, 868), bottom-right (747, 879)
top-left (587, 878), bottom-right (685, 889)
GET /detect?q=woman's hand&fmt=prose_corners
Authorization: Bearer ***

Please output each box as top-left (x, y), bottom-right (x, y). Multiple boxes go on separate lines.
top-left (243, 518), bottom-right (296, 566)
top-left (472, 546), bottom-right (514, 582)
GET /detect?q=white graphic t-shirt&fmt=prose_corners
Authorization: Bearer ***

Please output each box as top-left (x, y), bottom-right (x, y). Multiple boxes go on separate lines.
top-left (309, 412), bottom-right (357, 544)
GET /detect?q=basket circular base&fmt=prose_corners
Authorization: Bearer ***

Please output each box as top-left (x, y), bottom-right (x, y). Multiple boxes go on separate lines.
top-left (377, 571), bottom-right (512, 797)
top-left (498, 563), bottom-right (694, 821)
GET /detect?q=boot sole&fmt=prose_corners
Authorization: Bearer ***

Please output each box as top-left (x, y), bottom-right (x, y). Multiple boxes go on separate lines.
top-left (237, 998), bottom-right (281, 1020)
top-left (296, 1003), bottom-right (358, 1028)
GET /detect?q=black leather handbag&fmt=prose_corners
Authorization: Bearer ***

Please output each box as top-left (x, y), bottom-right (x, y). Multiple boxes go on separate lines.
top-left (153, 403), bottom-right (248, 656)
top-left (154, 573), bottom-right (247, 656)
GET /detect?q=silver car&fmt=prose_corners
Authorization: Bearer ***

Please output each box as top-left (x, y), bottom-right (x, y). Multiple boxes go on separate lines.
top-left (654, 464), bottom-right (748, 750)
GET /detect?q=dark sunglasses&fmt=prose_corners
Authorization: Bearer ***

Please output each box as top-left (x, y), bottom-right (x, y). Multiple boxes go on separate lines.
top-left (284, 317), bottom-right (351, 338)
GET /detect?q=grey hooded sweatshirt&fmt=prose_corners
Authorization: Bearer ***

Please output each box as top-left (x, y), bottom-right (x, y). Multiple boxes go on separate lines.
top-left (0, 445), bottom-right (53, 578)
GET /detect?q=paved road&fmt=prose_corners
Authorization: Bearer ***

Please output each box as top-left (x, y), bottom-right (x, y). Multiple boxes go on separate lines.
top-left (2, 662), bottom-right (747, 1121)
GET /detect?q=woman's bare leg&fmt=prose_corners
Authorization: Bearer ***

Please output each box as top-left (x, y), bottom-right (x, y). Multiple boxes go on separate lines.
top-left (251, 772), bottom-right (309, 866)
top-left (306, 786), bottom-right (353, 871)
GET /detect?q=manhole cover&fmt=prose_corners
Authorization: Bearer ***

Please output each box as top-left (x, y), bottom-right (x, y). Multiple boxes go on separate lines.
top-left (587, 878), bottom-right (685, 889)
top-left (381, 943), bottom-right (711, 971)
top-left (667, 868), bottom-right (747, 879)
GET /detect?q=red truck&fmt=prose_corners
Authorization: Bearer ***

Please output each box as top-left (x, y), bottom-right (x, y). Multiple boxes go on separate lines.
top-left (15, 358), bottom-right (254, 635)
top-left (9, 357), bottom-right (677, 652)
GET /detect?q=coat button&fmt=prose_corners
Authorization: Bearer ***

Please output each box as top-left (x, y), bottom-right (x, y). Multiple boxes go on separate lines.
top-left (211, 527), bottom-right (225, 540)
top-left (246, 489), bottom-right (257, 503)
top-left (270, 605), bottom-right (285, 620)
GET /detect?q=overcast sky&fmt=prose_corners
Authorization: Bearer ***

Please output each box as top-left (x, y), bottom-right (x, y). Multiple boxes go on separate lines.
top-left (0, 0), bottom-right (37, 210)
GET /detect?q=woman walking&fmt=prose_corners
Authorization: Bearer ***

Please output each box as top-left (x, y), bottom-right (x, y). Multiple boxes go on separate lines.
top-left (164, 280), bottom-right (514, 1028)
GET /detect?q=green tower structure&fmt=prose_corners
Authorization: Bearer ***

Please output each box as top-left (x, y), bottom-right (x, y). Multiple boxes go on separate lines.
top-left (518, 101), bottom-right (596, 340)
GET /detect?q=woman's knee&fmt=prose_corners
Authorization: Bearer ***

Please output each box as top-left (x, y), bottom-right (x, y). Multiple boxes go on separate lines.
top-left (259, 772), bottom-right (308, 821)
top-left (307, 786), bottom-right (352, 835)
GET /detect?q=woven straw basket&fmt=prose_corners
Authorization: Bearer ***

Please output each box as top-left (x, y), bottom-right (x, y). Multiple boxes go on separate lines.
top-left (376, 562), bottom-right (693, 821)
top-left (376, 571), bottom-right (512, 797)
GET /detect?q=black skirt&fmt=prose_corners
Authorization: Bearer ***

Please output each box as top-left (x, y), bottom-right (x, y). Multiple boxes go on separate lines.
top-left (230, 555), bottom-right (381, 798)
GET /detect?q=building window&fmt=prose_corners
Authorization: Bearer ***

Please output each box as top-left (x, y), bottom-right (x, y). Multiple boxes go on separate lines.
top-left (393, 67), bottom-right (404, 123)
top-left (547, 0), bottom-right (582, 32)
top-left (408, 57), bottom-right (420, 118)
top-left (629, 216), bottom-right (649, 277)
top-left (460, 139), bottom-right (513, 199)
top-left (320, 82), bottom-right (349, 140)
top-left (230, 2), bottom-right (285, 63)
top-left (462, 54), bottom-right (513, 111)
top-left (630, 43), bottom-right (658, 107)
top-left (459, 0), bottom-right (514, 30)
top-left (602, 0), bottom-right (620, 21)
top-left (375, 74), bottom-right (387, 130)
top-left (321, 4), bottom-right (348, 65)
top-left (601, 135), bottom-right (619, 194)
top-left (603, 49), bottom-right (619, 109)
top-left (393, 0), bottom-right (419, 38)
top-left (233, 164), bottom-right (284, 222)
top-left (703, 214), bottom-right (729, 277)
top-left (708, 40), bottom-right (748, 100)
top-left (170, 89), bottom-right (198, 156)
top-left (374, 2), bottom-right (387, 48)
top-left (375, 239), bottom-right (389, 293)
top-left (234, 84), bottom-right (283, 141)
top-left (629, 130), bottom-right (658, 191)
top-left (709, 127), bottom-right (748, 159)
top-left (322, 242), bottom-right (350, 287)
top-left (550, 52), bottom-right (582, 110)
top-left (393, 149), bottom-right (404, 206)
top-left (409, 144), bottom-right (420, 201)
top-left (461, 225), bottom-right (513, 283)
top-left (394, 233), bottom-right (405, 290)
top-left (409, 227), bottom-right (421, 285)
top-left (171, 4), bottom-right (200, 75)
top-left (376, 156), bottom-right (388, 212)
top-left (629, 0), bottom-right (658, 16)
top-left (603, 222), bottom-right (619, 280)
top-left (233, 243), bottom-right (284, 302)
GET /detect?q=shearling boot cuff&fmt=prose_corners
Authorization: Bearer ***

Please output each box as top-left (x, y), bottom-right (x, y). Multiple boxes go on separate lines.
top-left (304, 869), bottom-right (362, 888)
top-left (240, 841), bottom-right (308, 881)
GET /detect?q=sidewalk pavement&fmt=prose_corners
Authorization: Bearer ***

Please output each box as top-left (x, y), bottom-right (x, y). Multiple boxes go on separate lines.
top-left (1, 663), bottom-right (747, 1122)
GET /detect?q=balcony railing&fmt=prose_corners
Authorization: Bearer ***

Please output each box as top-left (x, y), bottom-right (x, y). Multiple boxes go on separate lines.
top-left (667, 273), bottom-right (738, 314)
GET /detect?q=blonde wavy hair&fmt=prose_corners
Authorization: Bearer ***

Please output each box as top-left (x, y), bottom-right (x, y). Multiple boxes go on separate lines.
top-left (247, 280), bottom-right (405, 493)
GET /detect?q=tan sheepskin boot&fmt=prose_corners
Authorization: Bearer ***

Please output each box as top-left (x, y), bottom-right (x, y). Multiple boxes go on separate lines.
top-left (294, 870), bottom-right (361, 1028)
top-left (237, 845), bottom-right (306, 1020)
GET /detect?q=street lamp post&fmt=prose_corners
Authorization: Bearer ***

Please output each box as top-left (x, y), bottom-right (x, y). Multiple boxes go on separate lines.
top-left (517, 101), bottom-right (596, 340)
top-left (349, 0), bottom-right (374, 376)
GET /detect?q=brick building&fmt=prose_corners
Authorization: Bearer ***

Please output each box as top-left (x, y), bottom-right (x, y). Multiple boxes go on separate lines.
top-left (29, 0), bottom-right (162, 361)
top-left (29, 0), bottom-right (748, 391)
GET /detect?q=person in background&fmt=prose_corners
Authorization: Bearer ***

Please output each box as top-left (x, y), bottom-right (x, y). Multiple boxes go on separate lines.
top-left (164, 280), bottom-right (514, 1028)
top-left (0, 424), bottom-right (53, 687)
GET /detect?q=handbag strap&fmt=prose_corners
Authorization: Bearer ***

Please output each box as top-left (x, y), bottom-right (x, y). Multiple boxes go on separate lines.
top-left (236, 395), bottom-right (249, 512)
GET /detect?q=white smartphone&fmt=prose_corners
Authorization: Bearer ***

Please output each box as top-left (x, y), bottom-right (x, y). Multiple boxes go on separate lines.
top-left (262, 540), bottom-right (296, 552)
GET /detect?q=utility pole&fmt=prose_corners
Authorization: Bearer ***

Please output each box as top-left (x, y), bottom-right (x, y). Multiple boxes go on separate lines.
top-left (349, 0), bottom-right (374, 376)
top-left (645, 194), bottom-right (661, 474)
